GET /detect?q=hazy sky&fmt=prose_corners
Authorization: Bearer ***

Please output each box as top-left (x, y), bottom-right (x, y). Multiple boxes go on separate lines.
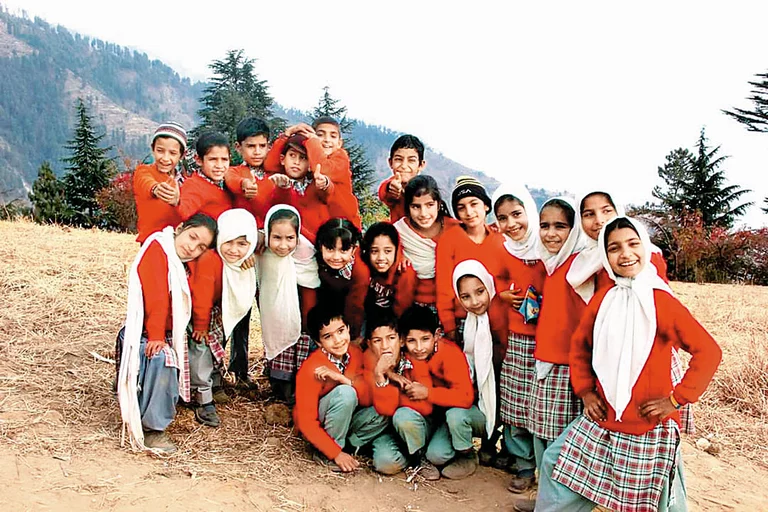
top-left (7, 0), bottom-right (768, 226)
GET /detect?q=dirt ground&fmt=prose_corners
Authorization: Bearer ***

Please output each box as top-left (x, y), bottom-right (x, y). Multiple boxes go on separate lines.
top-left (1, 220), bottom-right (767, 511)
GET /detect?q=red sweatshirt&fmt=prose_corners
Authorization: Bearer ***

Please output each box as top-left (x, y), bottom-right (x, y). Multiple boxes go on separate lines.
top-left (177, 173), bottom-right (233, 221)
top-left (570, 288), bottom-right (722, 435)
top-left (133, 164), bottom-right (182, 243)
top-left (363, 349), bottom-right (433, 417)
top-left (187, 249), bottom-right (223, 332)
top-left (294, 344), bottom-right (370, 459)
top-left (269, 180), bottom-right (332, 244)
top-left (421, 339), bottom-right (474, 409)
top-left (137, 241), bottom-right (174, 341)
top-left (305, 138), bottom-right (362, 229)
top-left (435, 223), bottom-right (505, 335)
top-left (378, 176), bottom-right (405, 223)
top-left (224, 165), bottom-right (276, 227)
top-left (496, 248), bottom-right (546, 338)
top-left (534, 254), bottom-right (585, 365)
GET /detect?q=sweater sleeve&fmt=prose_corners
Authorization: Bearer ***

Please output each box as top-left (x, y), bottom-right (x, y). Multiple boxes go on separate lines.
top-left (345, 259), bottom-right (370, 340)
top-left (569, 295), bottom-right (601, 398)
top-left (294, 358), bottom-right (344, 459)
top-left (364, 350), bottom-right (400, 417)
top-left (377, 177), bottom-right (398, 206)
top-left (224, 166), bottom-right (248, 195)
top-left (435, 229), bottom-right (458, 334)
top-left (133, 165), bottom-right (159, 200)
top-left (399, 358), bottom-right (434, 416)
top-left (348, 345), bottom-right (371, 407)
top-left (137, 241), bottom-right (171, 341)
top-left (263, 135), bottom-right (287, 173)
top-left (426, 342), bottom-right (474, 408)
top-left (189, 250), bottom-right (220, 332)
top-left (177, 177), bottom-right (205, 221)
top-left (393, 265), bottom-right (418, 317)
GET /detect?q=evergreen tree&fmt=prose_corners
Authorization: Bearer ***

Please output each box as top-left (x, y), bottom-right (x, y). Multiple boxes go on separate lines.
top-left (29, 161), bottom-right (71, 223)
top-left (311, 86), bottom-right (376, 195)
top-left (762, 197), bottom-right (768, 214)
top-left (61, 99), bottom-right (114, 226)
top-left (652, 148), bottom-right (694, 215)
top-left (723, 72), bottom-right (768, 132)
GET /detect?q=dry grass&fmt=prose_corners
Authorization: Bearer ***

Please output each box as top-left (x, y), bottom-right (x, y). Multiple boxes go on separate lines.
top-left (0, 218), bottom-right (766, 482)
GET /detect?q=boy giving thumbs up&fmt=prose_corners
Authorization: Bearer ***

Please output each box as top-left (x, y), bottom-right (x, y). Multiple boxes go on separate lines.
top-left (378, 134), bottom-right (427, 222)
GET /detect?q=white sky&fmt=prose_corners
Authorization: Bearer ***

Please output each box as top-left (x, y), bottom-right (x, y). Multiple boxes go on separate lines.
top-left (7, 0), bottom-right (768, 227)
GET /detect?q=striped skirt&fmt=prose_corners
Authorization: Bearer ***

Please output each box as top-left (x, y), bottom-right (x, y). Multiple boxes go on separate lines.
top-left (671, 348), bottom-right (695, 434)
top-left (499, 332), bottom-right (536, 428)
top-left (268, 334), bottom-right (314, 381)
top-left (528, 363), bottom-right (582, 441)
top-left (551, 416), bottom-right (679, 512)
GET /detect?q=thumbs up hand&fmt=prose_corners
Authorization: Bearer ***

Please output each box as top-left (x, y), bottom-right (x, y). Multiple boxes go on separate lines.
top-left (242, 178), bottom-right (259, 199)
top-left (388, 172), bottom-right (403, 199)
top-left (154, 178), bottom-right (180, 206)
top-left (313, 164), bottom-right (330, 191)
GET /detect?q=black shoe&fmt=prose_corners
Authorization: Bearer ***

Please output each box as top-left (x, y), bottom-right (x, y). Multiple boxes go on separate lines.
top-left (194, 402), bottom-right (221, 427)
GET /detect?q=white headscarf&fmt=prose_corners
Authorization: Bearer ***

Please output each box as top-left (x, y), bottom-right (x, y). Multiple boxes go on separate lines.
top-left (216, 209), bottom-right (258, 340)
top-left (452, 260), bottom-right (496, 438)
top-left (117, 226), bottom-right (192, 451)
top-left (258, 205), bottom-right (319, 360)
top-left (592, 216), bottom-right (673, 421)
top-left (394, 217), bottom-right (437, 279)
top-left (567, 189), bottom-right (626, 303)
top-left (536, 196), bottom-right (586, 276)
top-left (491, 182), bottom-right (540, 261)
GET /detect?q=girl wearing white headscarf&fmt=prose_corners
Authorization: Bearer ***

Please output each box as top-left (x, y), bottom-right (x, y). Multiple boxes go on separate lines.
top-left (531, 216), bottom-right (721, 512)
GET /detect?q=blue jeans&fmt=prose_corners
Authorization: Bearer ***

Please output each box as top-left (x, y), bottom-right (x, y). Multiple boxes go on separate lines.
top-left (426, 405), bottom-right (486, 465)
top-left (504, 424), bottom-right (536, 473)
top-left (317, 385), bottom-right (389, 452)
top-left (371, 407), bottom-right (431, 475)
top-left (137, 340), bottom-right (179, 432)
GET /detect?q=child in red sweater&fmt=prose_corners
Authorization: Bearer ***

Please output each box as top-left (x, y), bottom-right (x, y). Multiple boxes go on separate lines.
top-left (363, 312), bottom-right (433, 476)
top-left (378, 135), bottom-right (427, 222)
top-left (133, 122), bottom-right (187, 243)
top-left (346, 222), bottom-right (417, 340)
top-left (531, 216), bottom-right (721, 512)
top-left (294, 304), bottom-right (388, 472)
top-left (177, 131), bottom-right (233, 221)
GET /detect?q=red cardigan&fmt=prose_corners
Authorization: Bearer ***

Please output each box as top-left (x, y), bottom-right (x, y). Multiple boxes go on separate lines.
top-left (423, 339), bottom-right (474, 409)
top-left (223, 164), bottom-right (275, 227)
top-left (570, 287), bottom-right (722, 435)
top-left (133, 164), bottom-right (182, 243)
top-left (378, 176), bottom-right (406, 223)
top-left (187, 249), bottom-right (223, 332)
top-left (305, 138), bottom-right (362, 229)
top-left (294, 344), bottom-right (370, 459)
top-left (496, 249), bottom-right (546, 338)
top-left (363, 349), bottom-right (433, 417)
top-left (137, 240), bottom-right (174, 340)
top-left (177, 173), bottom-right (233, 221)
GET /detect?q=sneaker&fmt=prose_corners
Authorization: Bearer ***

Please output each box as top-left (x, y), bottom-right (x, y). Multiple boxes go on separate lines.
top-left (441, 449), bottom-right (479, 480)
top-left (143, 430), bottom-right (177, 454)
top-left (312, 451), bottom-right (342, 472)
top-left (409, 455), bottom-right (441, 481)
top-left (212, 387), bottom-right (230, 405)
top-left (507, 469), bottom-right (536, 493)
top-left (194, 402), bottom-right (221, 427)
top-left (513, 498), bottom-right (536, 512)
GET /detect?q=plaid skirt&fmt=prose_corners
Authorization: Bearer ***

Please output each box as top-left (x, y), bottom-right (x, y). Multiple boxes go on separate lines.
top-left (499, 332), bottom-right (536, 428)
top-left (268, 334), bottom-right (314, 381)
top-left (551, 416), bottom-right (679, 512)
top-left (528, 363), bottom-right (583, 441)
top-left (671, 348), bottom-right (695, 434)
top-left (205, 305), bottom-right (227, 367)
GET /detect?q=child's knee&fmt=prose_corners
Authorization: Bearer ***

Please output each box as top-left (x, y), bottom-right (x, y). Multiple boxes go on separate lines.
top-left (445, 407), bottom-right (471, 432)
top-left (426, 439), bottom-right (453, 466)
top-left (375, 452), bottom-right (407, 475)
top-left (332, 384), bottom-right (358, 408)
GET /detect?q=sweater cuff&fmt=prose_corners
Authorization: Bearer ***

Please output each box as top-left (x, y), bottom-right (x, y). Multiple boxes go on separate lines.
top-left (671, 388), bottom-right (689, 407)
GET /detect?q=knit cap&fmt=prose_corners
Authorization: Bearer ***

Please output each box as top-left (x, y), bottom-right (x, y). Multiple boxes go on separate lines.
top-left (451, 175), bottom-right (492, 216)
top-left (152, 122), bottom-right (187, 153)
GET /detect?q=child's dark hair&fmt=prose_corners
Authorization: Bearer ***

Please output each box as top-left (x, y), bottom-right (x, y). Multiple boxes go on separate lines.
top-left (579, 191), bottom-right (616, 214)
top-left (307, 303), bottom-right (348, 343)
top-left (494, 194), bottom-right (525, 215)
top-left (361, 222), bottom-right (399, 273)
top-left (397, 304), bottom-right (440, 338)
top-left (312, 116), bottom-right (340, 130)
top-left (603, 217), bottom-right (638, 251)
top-left (404, 175), bottom-right (452, 221)
top-left (195, 131), bottom-right (230, 158)
top-left (365, 309), bottom-right (400, 340)
top-left (179, 213), bottom-right (218, 247)
top-left (236, 117), bottom-right (270, 143)
top-left (315, 218), bottom-right (361, 258)
top-left (541, 199), bottom-right (576, 228)
top-left (390, 134), bottom-right (425, 161)
top-left (268, 208), bottom-right (299, 236)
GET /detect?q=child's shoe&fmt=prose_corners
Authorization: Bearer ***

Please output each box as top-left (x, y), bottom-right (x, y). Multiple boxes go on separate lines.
top-left (513, 498), bottom-right (536, 512)
top-left (441, 449), bottom-right (478, 480)
top-left (212, 387), bottom-right (230, 405)
top-left (194, 402), bottom-right (221, 427)
top-left (407, 454), bottom-right (440, 481)
top-left (507, 468), bottom-right (536, 493)
top-left (143, 430), bottom-right (177, 454)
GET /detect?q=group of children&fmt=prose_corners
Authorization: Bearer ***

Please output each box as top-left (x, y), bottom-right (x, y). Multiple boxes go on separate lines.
top-left (115, 115), bottom-right (722, 512)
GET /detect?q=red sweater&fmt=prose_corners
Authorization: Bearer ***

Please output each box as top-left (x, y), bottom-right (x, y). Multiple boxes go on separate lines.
top-left (534, 254), bottom-right (585, 365)
top-left (177, 173), bottom-right (233, 221)
top-left (269, 182), bottom-right (332, 245)
top-left (423, 339), bottom-right (474, 408)
top-left (570, 288), bottom-right (722, 435)
top-left (496, 249), bottom-right (546, 337)
top-left (305, 138), bottom-right (362, 229)
top-left (294, 345), bottom-right (370, 459)
top-left (435, 224), bottom-right (505, 335)
top-left (137, 241), bottom-right (174, 341)
top-left (224, 165), bottom-right (275, 227)
top-left (187, 249), bottom-right (223, 332)
top-left (378, 177), bottom-right (405, 223)
top-left (133, 164), bottom-right (182, 243)
top-left (363, 350), bottom-right (433, 417)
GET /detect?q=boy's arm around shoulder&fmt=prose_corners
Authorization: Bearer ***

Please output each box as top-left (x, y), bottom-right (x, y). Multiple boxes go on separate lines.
top-left (263, 135), bottom-right (288, 173)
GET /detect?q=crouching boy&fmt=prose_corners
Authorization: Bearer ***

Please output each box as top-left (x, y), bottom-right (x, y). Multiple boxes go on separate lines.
top-left (294, 304), bottom-right (389, 472)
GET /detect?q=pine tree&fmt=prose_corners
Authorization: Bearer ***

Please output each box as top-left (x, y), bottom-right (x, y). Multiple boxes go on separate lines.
top-left (723, 72), bottom-right (768, 132)
top-left (652, 148), bottom-right (694, 215)
top-left (311, 86), bottom-right (376, 196)
top-left (61, 99), bottom-right (114, 226)
top-left (29, 161), bottom-right (71, 223)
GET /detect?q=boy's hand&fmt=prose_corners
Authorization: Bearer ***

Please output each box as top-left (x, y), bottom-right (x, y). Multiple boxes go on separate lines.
top-left (333, 452), bottom-right (360, 472)
top-left (387, 372), bottom-right (412, 389)
top-left (191, 330), bottom-right (208, 344)
top-left (374, 353), bottom-right (397, 380)
top-left (145, 339), bottom-right (167, 358)
top-left (270, 173), bottom-right (291, 189)
top-left (240, 253), bottom-right (257, 270)
top-left (582, 391), bottom-right (608, 422)
top-left (241, 178), bottom-right (259, 199)
top-left (154, 181), bottom-right (179, 206)
top-left (285, 123), bottom-right (315, 137)
top-left (314, 366), bottom-right (352, 386)
top-left (639, 396), bottom-right (677, 424)
top-left (499, 288), bottom-right (524, 309)
top-left (404, 381), bottom-right (429, 400)
top-left (387, 172), bottom-right (403, 199)
top-left (313, 164), bottom-right (330, 191)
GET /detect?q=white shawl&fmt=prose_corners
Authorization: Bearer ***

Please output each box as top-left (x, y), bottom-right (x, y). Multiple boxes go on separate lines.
top-left (117, 227), bottom-right (191, 451)
top-left (394, 217), bottom-right (437, 279)
top-left (216, 209), bottom-right (258, 340)
top-left (491, 182), bottom-right (540, 261)
top-left (452, 260), bottom-right (497, 438)
top-left (593, 217), bottom-right (672, 421)
top-left (536, 196), bottom-right (586, 276)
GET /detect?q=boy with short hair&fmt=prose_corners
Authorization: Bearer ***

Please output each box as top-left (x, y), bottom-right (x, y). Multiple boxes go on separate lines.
top-left (294, 304), bottom-right (389, 472)
top-left (378, 135), bottom-right (427, 222)
top-left (177, 131), bottom-right (234, 221)
top-left (362, 311), bottom-right (435, 477)
top-left (133, 122), bottom-right (187, 244)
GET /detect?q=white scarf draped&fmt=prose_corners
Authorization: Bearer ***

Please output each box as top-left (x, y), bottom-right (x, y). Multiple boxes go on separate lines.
top-left (259, 205), bottom-right (319, 360)
top-left (592, 216), bottom-right (673, 421)
top-left (536, 196), bottom-right (586, 276)
top-left (567, 189), bottom-right (626, 303)
top-left (117, 227), bottom-right (191, 451)
top-left (491, 182), bottom-right (540, 261)
top-left (394, 217), bottom-right (437, 279)
top-left (216, 209), bottom-right (258, 340)
top-left (452, 260), bottom-right (497, 438)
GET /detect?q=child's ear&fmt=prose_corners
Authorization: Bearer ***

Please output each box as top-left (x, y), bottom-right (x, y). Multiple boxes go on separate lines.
top-left (419, 160), bottom-right (427, 171)
top-left (174, 223), bottom-right (184, 236)
top-left (435, 328), bottom-right (443, 341)
top-left (194, 154), bottom-right (203, 166)
top-left (279, 154), bottom-right (286, 165)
